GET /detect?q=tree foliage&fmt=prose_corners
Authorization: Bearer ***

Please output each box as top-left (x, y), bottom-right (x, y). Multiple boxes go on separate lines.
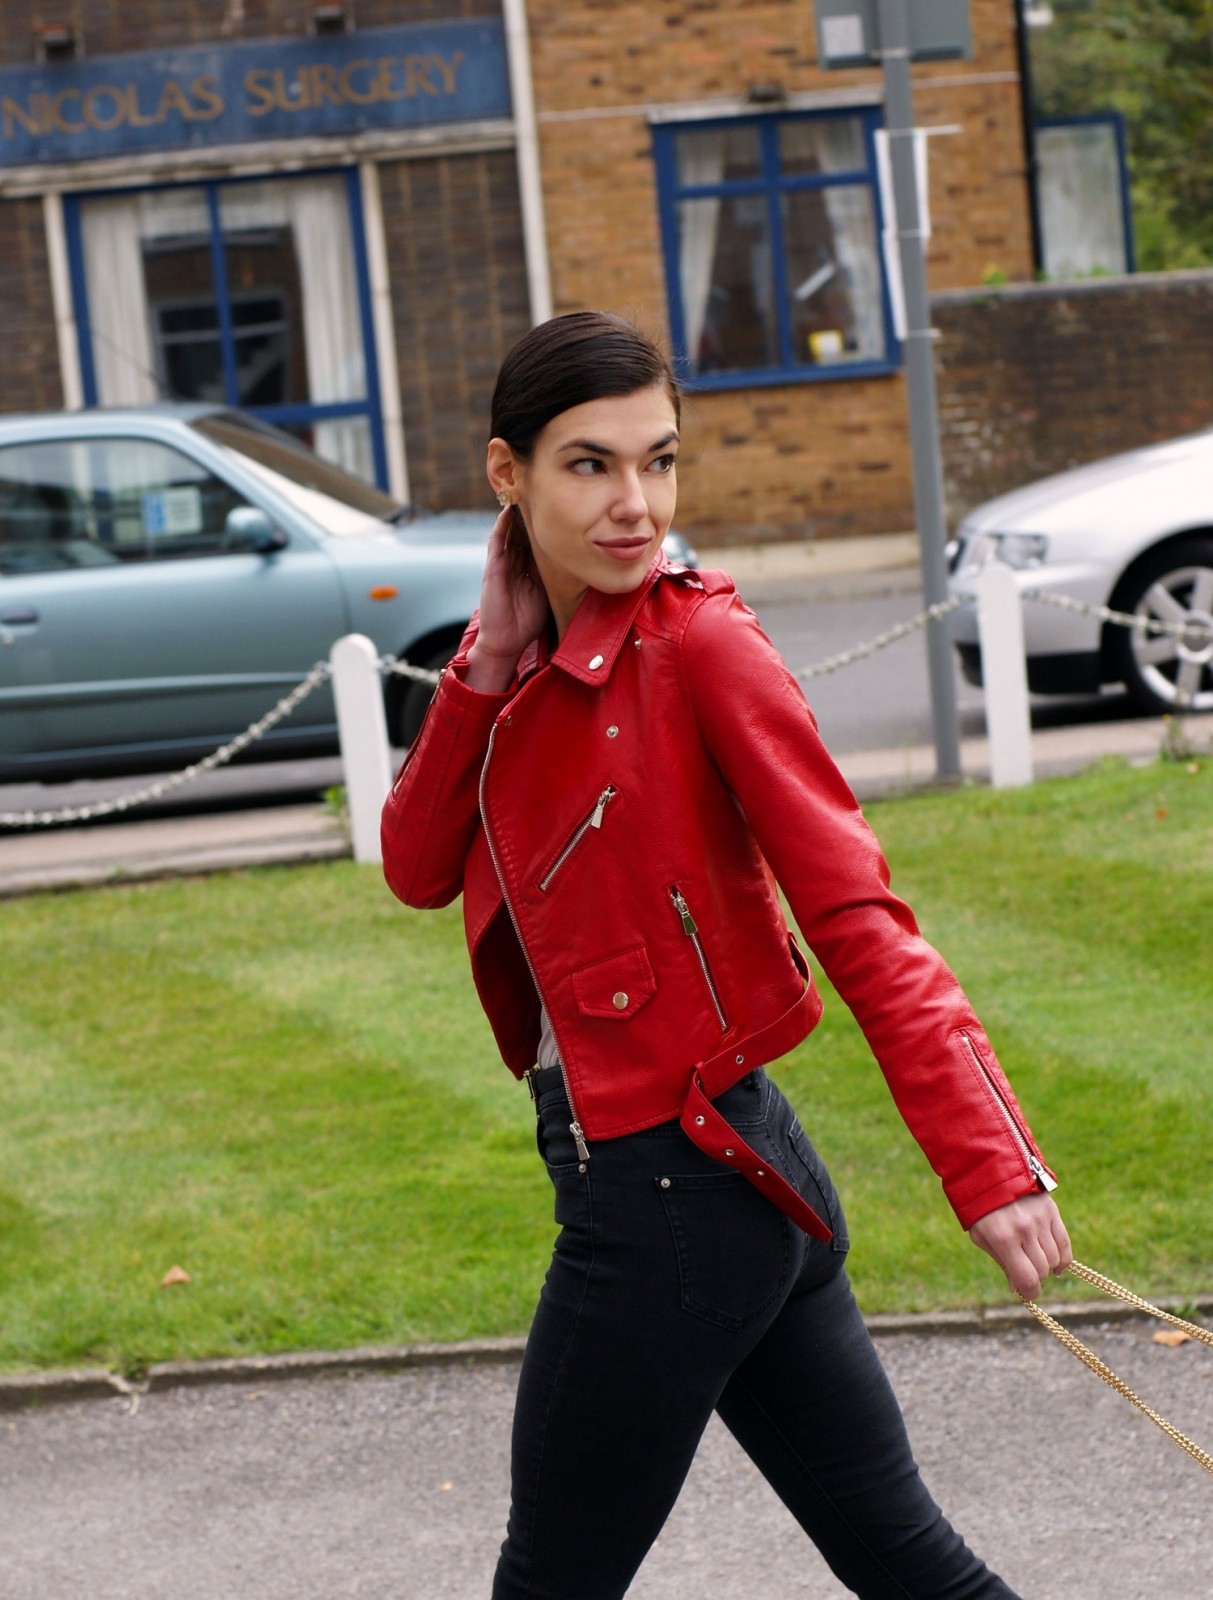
top-left (1030, 0), bottom-right (1213, 270)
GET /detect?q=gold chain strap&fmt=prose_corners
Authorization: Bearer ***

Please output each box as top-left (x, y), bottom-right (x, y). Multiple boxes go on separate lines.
top-left (1020, 1261), bottom-right (1213, 1476)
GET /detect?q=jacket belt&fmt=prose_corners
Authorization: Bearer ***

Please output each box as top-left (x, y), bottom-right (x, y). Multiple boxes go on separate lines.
top-left (679, 979), bottom-right (833, 1242)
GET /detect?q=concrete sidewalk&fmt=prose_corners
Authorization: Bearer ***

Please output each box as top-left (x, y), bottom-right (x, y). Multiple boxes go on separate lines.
top-left (2, 1319), bottom-right (1211, 1599)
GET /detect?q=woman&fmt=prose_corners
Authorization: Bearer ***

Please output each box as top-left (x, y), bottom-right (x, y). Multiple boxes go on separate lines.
top-left (381, 312), bottom-right (1071, 1600)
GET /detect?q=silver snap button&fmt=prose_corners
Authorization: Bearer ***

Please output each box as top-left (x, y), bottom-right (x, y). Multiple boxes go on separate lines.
top-left (578, 1162), bottom-right (587, 1174)
top-left (724, 1147), bottom-right (735, 1158)
top-left (735, 1054), bottom-right (745, 1065)
top-left (756, 1169), bottom-right (765, 1178)
top-left (612, 991), bottom-right (628, 1011)
top-left (606, 725), bottom-right (619, 739)
top-left (660, 1177), bottom-right (671, 1189)
top-left (694, 1115), bottom-right (705, 1126)
top-left (588, 654), bottom-right (604, 670)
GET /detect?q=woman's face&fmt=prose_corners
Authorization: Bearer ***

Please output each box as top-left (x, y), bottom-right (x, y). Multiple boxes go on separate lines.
top-left (489, 385), bottom-right (679, 637)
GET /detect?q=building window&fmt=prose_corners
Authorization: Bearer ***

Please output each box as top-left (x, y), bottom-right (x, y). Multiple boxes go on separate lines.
top-left (64, 171), bottom-right (387, 489)
top-left (653, 109), bottom-right (898, 389)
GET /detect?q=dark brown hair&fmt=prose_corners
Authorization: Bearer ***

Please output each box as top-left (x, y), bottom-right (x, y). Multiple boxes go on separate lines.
top-left (490, 311), bottom-right (681, 458)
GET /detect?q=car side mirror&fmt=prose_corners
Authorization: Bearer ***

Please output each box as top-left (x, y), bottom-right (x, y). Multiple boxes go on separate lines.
top-left (224, 506), bottom-right (288, 554)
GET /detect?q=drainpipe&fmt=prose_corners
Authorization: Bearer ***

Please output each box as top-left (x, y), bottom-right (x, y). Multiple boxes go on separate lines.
top-left (502, 0), bottom-right (553, 325)
top-left (1013, 0), bottom-right (1045, 276)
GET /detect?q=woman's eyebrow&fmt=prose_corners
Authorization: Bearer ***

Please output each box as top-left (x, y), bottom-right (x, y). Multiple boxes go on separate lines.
top-left (557, 432), bottom-right (680, 456)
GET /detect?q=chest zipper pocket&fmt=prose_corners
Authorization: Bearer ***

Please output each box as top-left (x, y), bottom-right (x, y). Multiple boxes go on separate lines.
top-left (670, 886), bottom-right (728, 1032)
top-left (539, 786), bottom-right (617, 892)
top-left (959, 1031), bottom-right (1057, 1192)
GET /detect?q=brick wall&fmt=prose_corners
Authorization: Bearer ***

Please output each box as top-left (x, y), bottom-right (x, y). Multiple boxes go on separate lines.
top-left (527, 0), bottom-right (1035, 545)
top-left (0, 197), bottom-right (62, 411)
top-left (379, 148), bottom-right (531, 511)
top-left (934, 270), bottom-right (1213, 530)
top-left (2, 1), bottom-right (498, 63)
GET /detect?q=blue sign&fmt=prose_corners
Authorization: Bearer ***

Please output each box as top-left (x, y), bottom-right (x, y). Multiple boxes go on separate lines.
top-left (0, 19), bottom-right (511, 167)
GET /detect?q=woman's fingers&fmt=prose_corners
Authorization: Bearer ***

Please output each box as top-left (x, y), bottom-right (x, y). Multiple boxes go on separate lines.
top-left (968, 1192), bottom-right (1071, 1301)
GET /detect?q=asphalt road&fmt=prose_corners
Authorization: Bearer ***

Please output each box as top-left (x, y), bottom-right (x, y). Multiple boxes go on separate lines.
top-left (2, 1320), bottom-right (1210, 1599)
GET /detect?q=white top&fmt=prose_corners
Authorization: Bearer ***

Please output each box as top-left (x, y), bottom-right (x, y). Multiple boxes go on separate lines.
top-left (537, 1002), bottom-right (562, 1069)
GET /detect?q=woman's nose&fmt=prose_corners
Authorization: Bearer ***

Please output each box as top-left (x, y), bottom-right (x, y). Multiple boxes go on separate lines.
top-left (611, 472), bottom-right (649, 522)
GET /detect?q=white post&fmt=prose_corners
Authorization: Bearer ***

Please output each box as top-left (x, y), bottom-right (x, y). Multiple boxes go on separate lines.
top-left (331, 634), bottom-right (393, 864)
top-left (976, 562), bottom-right (1034, 788)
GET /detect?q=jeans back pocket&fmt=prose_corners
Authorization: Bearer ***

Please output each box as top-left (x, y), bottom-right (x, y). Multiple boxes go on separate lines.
top-left (657, 1169), bottom-right (790, 1331)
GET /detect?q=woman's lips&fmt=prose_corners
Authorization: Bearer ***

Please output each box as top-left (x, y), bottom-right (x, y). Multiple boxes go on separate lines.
top-left (595, 537), bottom-right (653, 563)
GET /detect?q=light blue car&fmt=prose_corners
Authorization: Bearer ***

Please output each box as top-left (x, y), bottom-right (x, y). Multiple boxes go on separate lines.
top-left (0, 407), bottom-right (696, 782)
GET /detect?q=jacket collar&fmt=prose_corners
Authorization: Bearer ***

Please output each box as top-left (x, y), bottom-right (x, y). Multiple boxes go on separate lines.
top-left (547, 553), bottom-right (702, 685)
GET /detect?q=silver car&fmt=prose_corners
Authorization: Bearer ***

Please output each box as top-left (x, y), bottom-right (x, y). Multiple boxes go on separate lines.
top-left (948, 427), bottom-right (1213, 715)
top-left (0, 406), bottom-right (696, 782)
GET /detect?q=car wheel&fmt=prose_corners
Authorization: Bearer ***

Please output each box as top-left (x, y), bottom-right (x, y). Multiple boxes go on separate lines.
top-left (394, 643), bottom-right (459, 748)
top-left (1110, 538), bottom-right (1213, 715)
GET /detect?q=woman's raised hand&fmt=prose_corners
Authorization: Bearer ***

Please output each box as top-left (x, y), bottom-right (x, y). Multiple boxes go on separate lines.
top-left (465, 506), bottom-right (550, 693)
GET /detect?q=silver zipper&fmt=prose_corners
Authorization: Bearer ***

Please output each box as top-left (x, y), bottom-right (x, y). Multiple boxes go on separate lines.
top-left (669, 886), bottom-right (728, 1032)
top-left (960, 1031), bottom-right (1057, 1192)
top-left (539, 785), bottom-right (617, 891)
top-left (480, 722), bottom-right (589, 1166)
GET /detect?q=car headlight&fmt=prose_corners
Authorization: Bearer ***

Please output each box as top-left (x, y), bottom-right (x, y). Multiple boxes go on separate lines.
top-left (959, 532), bottom-right (1050, 572)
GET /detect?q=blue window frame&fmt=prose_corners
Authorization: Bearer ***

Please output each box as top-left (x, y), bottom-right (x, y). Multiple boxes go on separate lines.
top-left (64, 168), bottom-right (388, 491)
top-left (653, 109), bottom-right (900, 391)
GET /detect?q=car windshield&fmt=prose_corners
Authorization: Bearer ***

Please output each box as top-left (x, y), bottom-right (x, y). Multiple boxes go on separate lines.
top-left (191, 413), bottom-right (404, 537)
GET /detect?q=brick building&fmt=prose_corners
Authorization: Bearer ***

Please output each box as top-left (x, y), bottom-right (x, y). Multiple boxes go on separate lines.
top-left (0, 2), bottom-right (1035, 545)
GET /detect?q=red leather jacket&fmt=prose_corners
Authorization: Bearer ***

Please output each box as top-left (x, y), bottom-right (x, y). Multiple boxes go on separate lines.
top-left (381, 559), bottom-right (1056, 1234)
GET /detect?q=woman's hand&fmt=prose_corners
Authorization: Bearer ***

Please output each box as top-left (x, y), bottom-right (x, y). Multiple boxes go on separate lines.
top-left (968, 1191), bottom-right (1072, 1301)
top-left (465, 506), bottom-right (550, 693)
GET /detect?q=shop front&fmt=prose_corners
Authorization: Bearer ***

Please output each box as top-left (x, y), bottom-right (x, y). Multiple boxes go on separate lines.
top-left (0, 9), bottom-right (533, 512)
top-left (0, 2), bottom-right (1036, 545)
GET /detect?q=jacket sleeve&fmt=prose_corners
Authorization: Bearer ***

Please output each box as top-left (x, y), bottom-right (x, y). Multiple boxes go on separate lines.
top-left (681, 590), bottom-right (1056, 1229)
top-left (380, 617), bottom-right (511, 909)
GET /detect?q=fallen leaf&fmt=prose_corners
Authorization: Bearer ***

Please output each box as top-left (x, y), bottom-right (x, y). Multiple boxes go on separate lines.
top-left (160, 1264), bottom-right (192, 1288)
top-left (1155, 805), bottom-right (1169, 820)
top-left (1152, 1328), bottom-right (1191, 1347)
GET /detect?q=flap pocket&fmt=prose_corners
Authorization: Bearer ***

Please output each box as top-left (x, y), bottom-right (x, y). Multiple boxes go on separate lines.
top-left (572, 946), bottom-right (657, 1021)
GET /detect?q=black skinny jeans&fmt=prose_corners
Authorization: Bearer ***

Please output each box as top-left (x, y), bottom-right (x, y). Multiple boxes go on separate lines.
top-left (492, 1068), bottom-right (1019, 1600)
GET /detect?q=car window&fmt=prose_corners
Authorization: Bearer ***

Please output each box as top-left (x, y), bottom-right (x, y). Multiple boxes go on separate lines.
top-left (0, 437), bottom-right (250, 575)
top-left (191, 412), bottom-right (402, 535)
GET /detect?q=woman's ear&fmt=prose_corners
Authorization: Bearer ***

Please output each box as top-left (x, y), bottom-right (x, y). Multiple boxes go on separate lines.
top-left (486, 437), bottom-right (521, 504)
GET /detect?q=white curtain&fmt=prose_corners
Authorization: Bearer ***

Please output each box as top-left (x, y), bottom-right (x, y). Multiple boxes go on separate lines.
top-left (676, 133), bottom-right (725, 370)
top-left (819, 120), bottom-right (884, 361)
top-left (78, 177), bottom-right (373, 480)
top-left (285, 181), bottom-right (370, 481)
top-left (80, 195), bottom-right (159, 406)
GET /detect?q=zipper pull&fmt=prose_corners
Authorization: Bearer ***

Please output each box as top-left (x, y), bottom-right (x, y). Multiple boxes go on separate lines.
top-left (590, 786), bottom-right (615, 829)
top-left (671, 887), bottom-right (698, 936)
top-left (1029, 1155), bottom-right (1058, 1193)
top-left (570, 1120), bottom-right (590, 1163)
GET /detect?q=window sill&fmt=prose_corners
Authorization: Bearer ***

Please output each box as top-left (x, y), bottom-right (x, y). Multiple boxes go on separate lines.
top-left (675, 358), bottom-right (902, 393)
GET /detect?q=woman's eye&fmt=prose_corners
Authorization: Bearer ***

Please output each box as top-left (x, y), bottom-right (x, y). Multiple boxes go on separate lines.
top-left (570, 457), bottom-right (605, 476)
top-left (649, 454), bottom-right (677, 474)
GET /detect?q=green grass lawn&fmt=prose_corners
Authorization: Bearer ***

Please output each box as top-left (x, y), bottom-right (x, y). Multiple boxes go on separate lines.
top-left (1, 756), bottom-right (1209, 1374)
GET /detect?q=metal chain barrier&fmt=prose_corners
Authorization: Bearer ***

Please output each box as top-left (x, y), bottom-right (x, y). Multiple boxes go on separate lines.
top-left (0, 661), bottom-right (333, 829)
top-left (795, 594), bottom-right (964, 682)
top-left (2, 582), bottom-right (1206, 831)
top-left (1022, 1261), bottom-right (1213, 1477)
top-left (1024, 586), bottom-right (1213, 648)
top-left (379, 656), bottom-right (441, 685)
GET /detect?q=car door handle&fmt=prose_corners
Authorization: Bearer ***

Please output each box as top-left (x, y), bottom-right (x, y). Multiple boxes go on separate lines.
top-left (0, 607), bottom-right (39, 625)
